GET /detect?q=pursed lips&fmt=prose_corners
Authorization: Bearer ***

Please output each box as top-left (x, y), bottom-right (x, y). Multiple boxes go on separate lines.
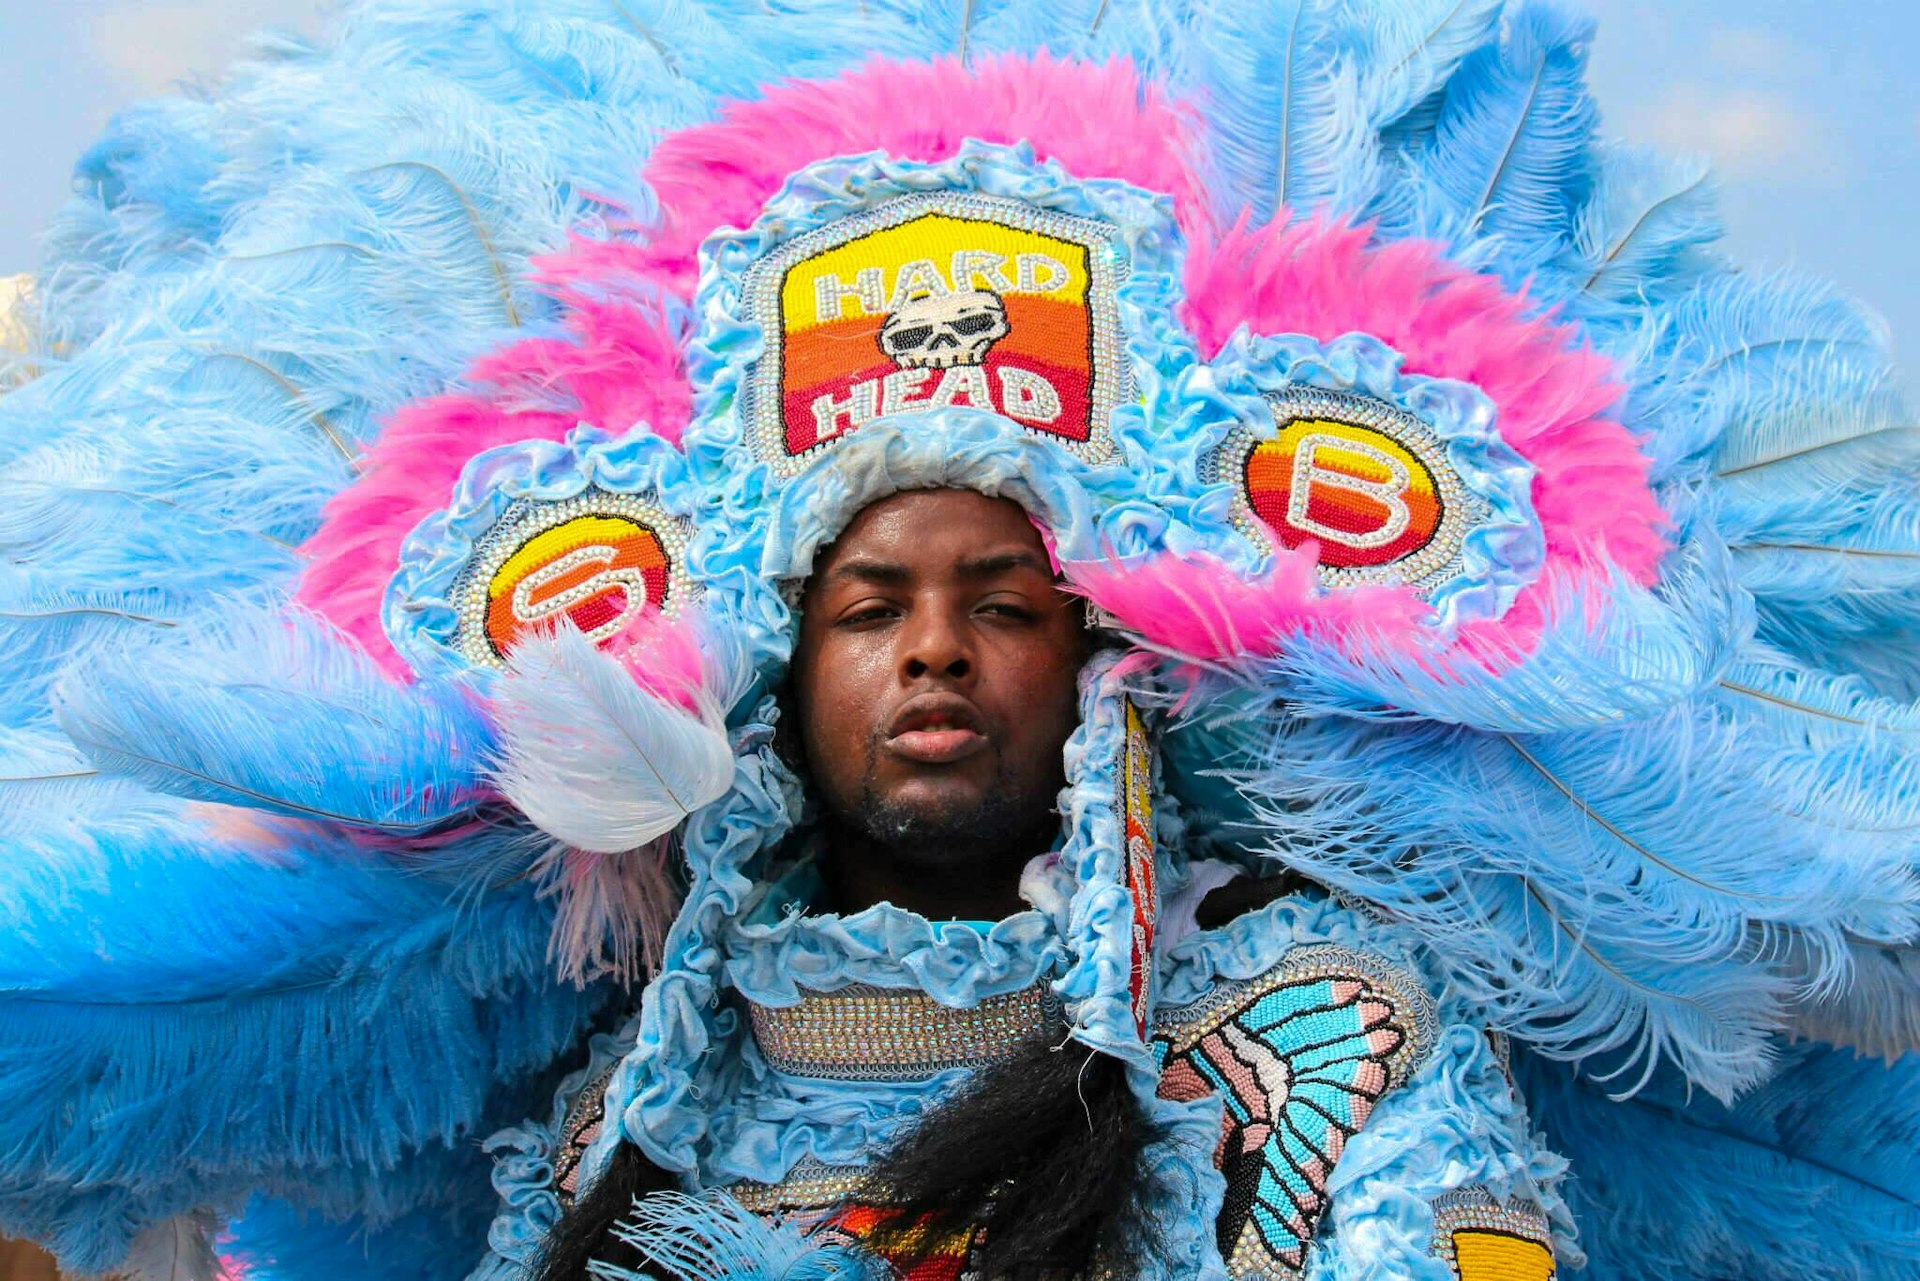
top-left (882, 691), bottom-right (991, 765)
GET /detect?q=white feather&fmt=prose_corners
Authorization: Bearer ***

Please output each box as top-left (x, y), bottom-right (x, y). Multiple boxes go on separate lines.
top-left (121, 1213), bottom-right (224, 1281)
top-left (492, 625), bottom-right (733, 855)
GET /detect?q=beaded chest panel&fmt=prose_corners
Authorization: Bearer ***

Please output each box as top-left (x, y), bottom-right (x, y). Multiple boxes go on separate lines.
top-left (738, 192), bottom-right (1130, 476)
top-left (1212, 387), bottom-right (1490, 597)
top-left (747, 980), bottom-right (1062, 1083)
top-left (1428, 1187), bottom-right (1557, 1281)
top-left (1153, 944), bottom-right (1438, 1278)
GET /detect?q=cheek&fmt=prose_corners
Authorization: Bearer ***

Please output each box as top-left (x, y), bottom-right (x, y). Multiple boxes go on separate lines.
top-left (796, 635), bottom-right (894, 772)
top-left (988, 636), bottom-right (1084, 760)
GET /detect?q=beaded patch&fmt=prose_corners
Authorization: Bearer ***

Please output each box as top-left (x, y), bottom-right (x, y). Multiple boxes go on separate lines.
top-left (1213, 388), bottom-right (1490, 597)
top-left (447, 489), bottom-right (696, 667)
top-left (552, 1059), bottom-right (618, 1209)
top-left (748, 981), bottom-right (1063, 1083)
top-left (738, 192), bottom-right (1130, 477)
top-left (1153, 945), bottom-right (1439, 1278)
top-left (1429, 1187), bottom-right (1557, 1280)
top-left (1121, 699), bottom-right (1158, 1038)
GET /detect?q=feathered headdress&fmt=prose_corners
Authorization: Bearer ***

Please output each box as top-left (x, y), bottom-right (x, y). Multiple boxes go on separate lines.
top-left (0, 2), bottom-right (1913, 1278)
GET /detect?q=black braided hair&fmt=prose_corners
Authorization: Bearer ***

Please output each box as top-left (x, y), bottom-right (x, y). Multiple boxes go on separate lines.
top-left (859, 1037), bottom-right (1174, 1280)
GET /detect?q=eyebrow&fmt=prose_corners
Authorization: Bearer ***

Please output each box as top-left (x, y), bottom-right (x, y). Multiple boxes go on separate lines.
top-left (824, 548), bottom-right (1053, 586)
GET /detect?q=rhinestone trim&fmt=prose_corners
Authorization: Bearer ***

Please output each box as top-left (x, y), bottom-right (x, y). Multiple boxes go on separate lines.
top-left (1428, 1186), bottom-right (1557, 1280)
top-left (552, 1059), bottom-right (618, 1210)
top-left (728, 1157), bottom-right (872, 1215)
top-left (748, 980), bottom-right (1063, 1083)
top-left (1207, 387), bottom-right (1491, 596)
top-left (738, 191), bottom-right (1130, 479)
top-left (446, 488), bottom-right (698, 668)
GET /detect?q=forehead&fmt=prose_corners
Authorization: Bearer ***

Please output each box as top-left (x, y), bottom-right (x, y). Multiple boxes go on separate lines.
top-left (814, 488), bottom-right (1048, 575)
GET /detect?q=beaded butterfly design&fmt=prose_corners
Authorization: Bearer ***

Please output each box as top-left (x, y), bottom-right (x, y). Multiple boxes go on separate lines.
top-left (1154, 945), bottom-right (1437, 1276)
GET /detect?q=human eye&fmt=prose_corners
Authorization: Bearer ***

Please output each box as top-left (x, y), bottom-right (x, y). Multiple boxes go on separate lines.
top-left (836, 598), bottom-right (901, 628)
top-left (976, 594), bottom-right (1037, 622)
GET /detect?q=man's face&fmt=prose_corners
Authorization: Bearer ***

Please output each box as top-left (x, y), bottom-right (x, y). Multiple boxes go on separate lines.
top-left (792, 488), bottom-right (1085, 855)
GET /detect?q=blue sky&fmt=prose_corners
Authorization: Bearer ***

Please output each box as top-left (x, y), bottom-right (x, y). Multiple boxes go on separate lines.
top-left (1, 0), bottom-right (1915, 389)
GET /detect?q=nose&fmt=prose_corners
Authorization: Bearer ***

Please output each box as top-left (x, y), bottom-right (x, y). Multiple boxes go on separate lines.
top-left (901, 603), bottom-right (973, 684)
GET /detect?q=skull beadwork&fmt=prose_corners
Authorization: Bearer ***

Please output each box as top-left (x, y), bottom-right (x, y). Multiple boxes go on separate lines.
top-left (879, 290), bottom-right (1010, 369)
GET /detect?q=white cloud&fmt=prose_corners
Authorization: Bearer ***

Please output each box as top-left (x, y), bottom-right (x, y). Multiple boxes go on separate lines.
top-left (88, 0), bottom-right (326, 95)
top-left (1625, 84), bottom-right (1850, 185)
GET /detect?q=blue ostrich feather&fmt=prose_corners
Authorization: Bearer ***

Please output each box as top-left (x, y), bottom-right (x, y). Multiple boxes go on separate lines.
top-left (0, 792), bottom-right (610, 1272)
top-left (1374, 0), bottom-right (1598, 287)
top-left (53, 608), bottom-right (495, 833)
top-left (1169, 0), bottom-right (1354, 224)
top-left (598, 1192), bottom-right (887, 1281)
top-left (1212, 697), bottom-right (1919, 1100)
top-left (1787, 939), bottom-right (1920, 1064)
top-left (1167, 0), bottom-right (1505, 225)
top-left (1259, 539), bottom-right (1746, 735)
top-left (1566, 142), bottom-right (1724, 320)
top-left (1518, 1042), bottom-right (1920, 1281)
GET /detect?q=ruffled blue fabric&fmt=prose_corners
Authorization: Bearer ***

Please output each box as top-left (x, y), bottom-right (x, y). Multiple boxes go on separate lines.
top-left (702, 860), bottom-right (1068, 1186)
top-left (385, 425), bottom-right (708, 680)
top-left (761, 408), bottom-right (1118, 578)
top-left (1053, 653), bottom-right (1163, 1069)
top-left (603, 742), bottom-right (800, 1181)
top-left (725, 857), bottom-right (1064, 1008)
top-left (471, 1013), bottom-right (642, 1278)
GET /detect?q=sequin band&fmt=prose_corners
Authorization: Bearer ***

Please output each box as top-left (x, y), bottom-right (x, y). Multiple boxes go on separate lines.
top-left (728, 1157), bottom-right (871, 1215)
top-left (747, 980), bottom-right (1063, 1083)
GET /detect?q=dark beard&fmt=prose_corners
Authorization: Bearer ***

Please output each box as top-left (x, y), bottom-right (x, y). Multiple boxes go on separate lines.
top-left (841, 737), bottom-right (1056, 871)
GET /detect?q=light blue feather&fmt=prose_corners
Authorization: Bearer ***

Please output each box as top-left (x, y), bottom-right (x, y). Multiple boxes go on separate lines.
top-left (1313, 0), bottom-right (1508, 216)
top-left (1788, 940), bottom-right (1920, 1063)
top-left (1345, 0), bottom-right (1506, 127)
top-left (598, 1192), bottom-right (888, 1281)
top-left (53, 609), bottom-right (495, 833)
top-left (1568, 143), bottom-right (1723, 317)
top-left (1712, 644), bottom-right (1920, 750)
top-left (1260, 543), bottom-right (1744, 734)
top-left (1169, 0), bottom-right (1352, 223)
top-left (1518, 1043), bottom-right (1920, 1281)
top-left (1376, 0), bottom-right (1598, 286)
top-left (1660, 269), bottom-right (1897, 470)
top-left (1211, 697), bottom-right (1919, 1099)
